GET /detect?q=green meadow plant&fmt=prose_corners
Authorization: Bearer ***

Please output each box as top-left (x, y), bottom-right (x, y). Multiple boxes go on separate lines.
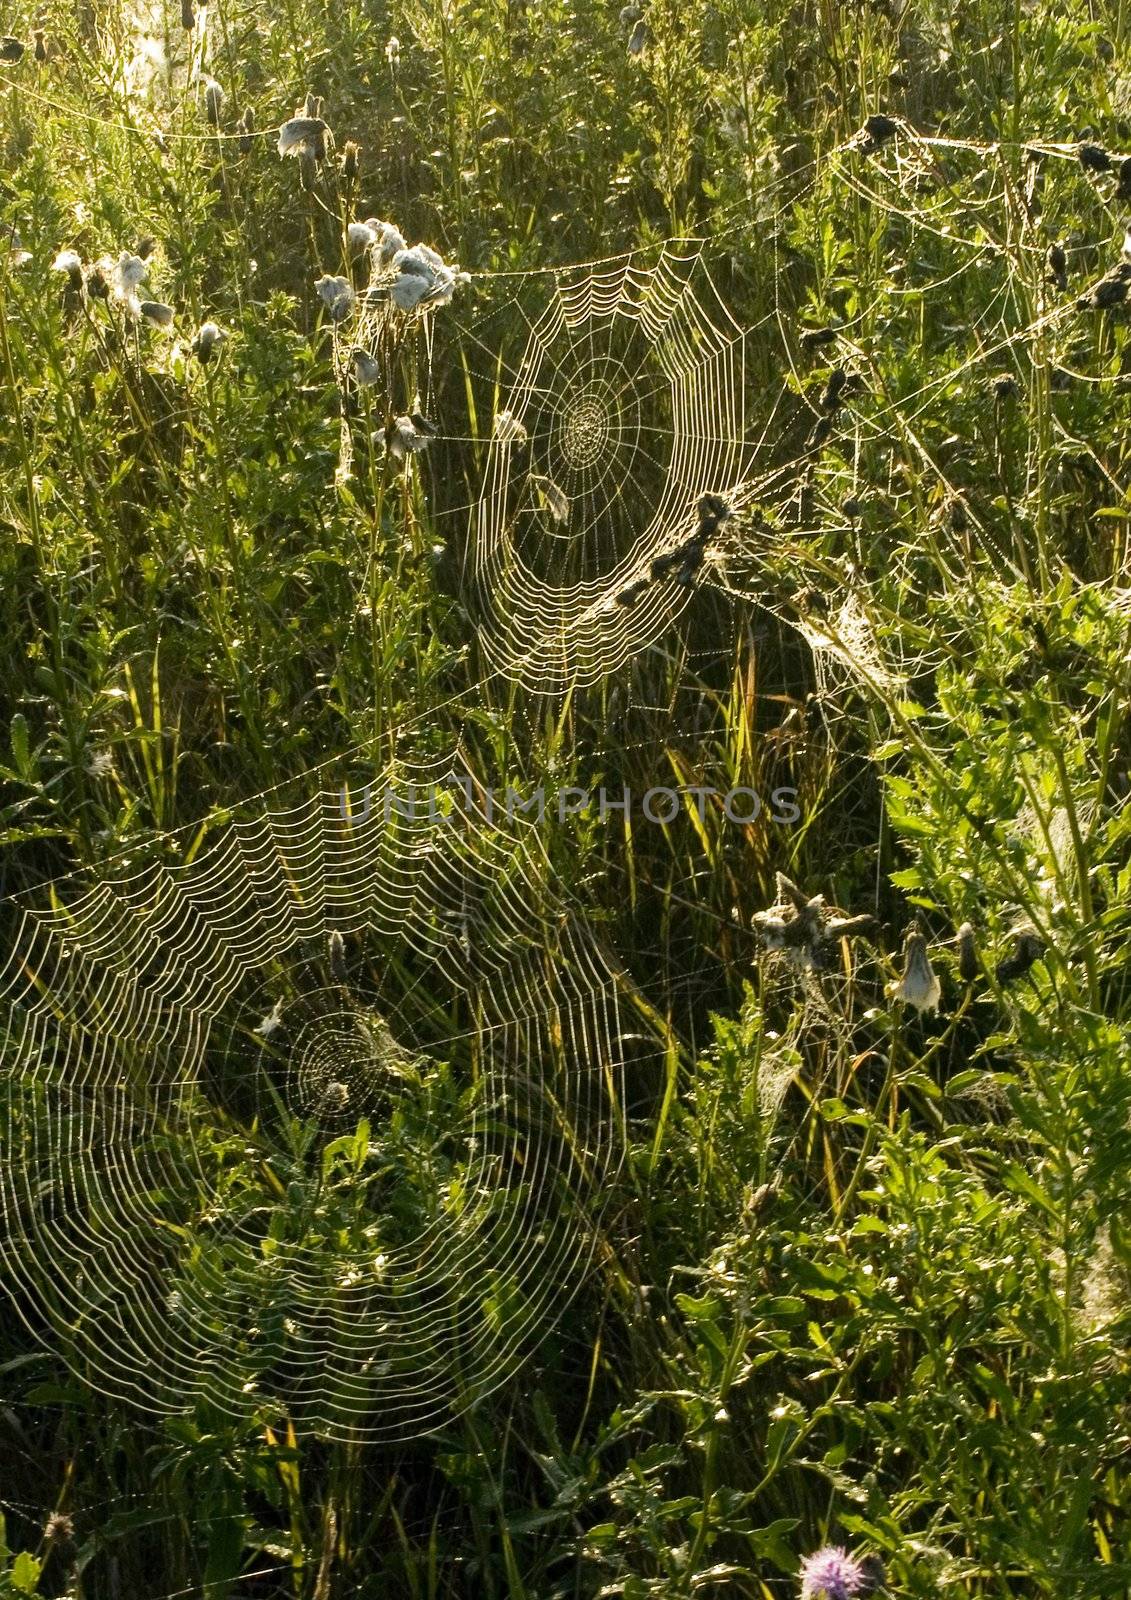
top-left (0, 0), bottom-right (1129, 1595)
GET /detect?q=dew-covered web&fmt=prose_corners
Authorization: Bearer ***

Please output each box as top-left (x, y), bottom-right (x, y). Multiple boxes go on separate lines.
top-left (441, 243), bottom-right (793, 694)
top-left (0, 752), bottom-right (640, 1440)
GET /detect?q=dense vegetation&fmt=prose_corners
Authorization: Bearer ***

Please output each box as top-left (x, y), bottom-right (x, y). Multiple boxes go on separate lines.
top-left (1, 0), bottom-right (1130, 1594)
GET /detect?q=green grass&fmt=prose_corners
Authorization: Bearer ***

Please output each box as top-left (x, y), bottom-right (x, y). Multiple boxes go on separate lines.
top-left (1, 0), bottom-right (1130, 1595)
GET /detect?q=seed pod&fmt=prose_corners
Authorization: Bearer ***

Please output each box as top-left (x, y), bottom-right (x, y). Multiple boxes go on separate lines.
top-left (800, 324), bottom-right (838, 350)
top-left (809, 414), bottom-right (833, 448)
top-left (192, 321), bottom-right (225, 362)
top-left (860, 113), bottom-right (899, 148)
top-left (181, 0), bottom-right (195, 28)
top-left (52, 250), bottom-right (84, 292)
top-left (1046, 241), bottom-right (1067, 289)
top-left (33, 28), bottom-right (46, 61)
top-left (820, 367), bottom-right (848, 411)
top-left (203, 76), bottom-right (224, 126)
top-left (1077, 142), bottom-right (1111, 173)
top-left (995, 927), bottom-right (1044, 985)
top-left (339, 139), bottom-right (360, 181)
top-left (1078, 263), bottom-right (1131, 310)
top-left (957, 921), bottom-right (979, 983)
top-left (0, 37), bottom-right (25, 62)
top-left (615, 577), bottom-right (650, 608)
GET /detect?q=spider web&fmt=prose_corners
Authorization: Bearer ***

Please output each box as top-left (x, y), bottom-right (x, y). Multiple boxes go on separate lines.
top-left (0, 752), bottom-right (639, 1440)
top-left (452, 243), bottom-right (790, 693)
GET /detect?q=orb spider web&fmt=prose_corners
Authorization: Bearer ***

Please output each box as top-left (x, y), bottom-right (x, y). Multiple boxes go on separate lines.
top-left (0, 753), bottom-right (639, 1440)
top-left (456, 242), bottom-right (786, 693)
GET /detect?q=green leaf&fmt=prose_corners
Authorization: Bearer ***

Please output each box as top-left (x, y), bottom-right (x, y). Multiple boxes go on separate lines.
top-left (11, 1550), bottom-right (42, 1595)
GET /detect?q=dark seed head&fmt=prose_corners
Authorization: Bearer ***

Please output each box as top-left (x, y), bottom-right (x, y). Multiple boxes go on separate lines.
top-left (794, 586), bottom-right (828, 616)
top-left (44, 1512), bottom-right (74, 1545)
top-left (650, 549), bottom-right (681, 580)
top-left (809, 415), bottom-right (834, 448)
top-left (820, 366), bottom-right (848, 410)
top-left (33, 28), bottom-right (46, 60)
top-left (1046, 241), bottom-right (1067, 287)
top-left (862, 112), bottom-right (899, 146)
top-left (1077, 141), bottom-right (1111, 173)
top-left (0, 36), bottom-right (25, 61)
top-left (696, 491), bottom-right (732, 526)
top-left (995, 928), bottom-right (1044, 985)
top-left (1082, 269), bottom-right (1131, 309)
top-left (800, 324), bottom-right (838, 350)
top-left (616, 578), bottom-right (650, 608)
top-left (339, 139), bottom-right (360, 180)
top-left (181, 0), bottom-right (195, 28)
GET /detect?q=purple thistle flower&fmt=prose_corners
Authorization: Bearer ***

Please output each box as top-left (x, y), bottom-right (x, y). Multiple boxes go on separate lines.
top-left (799, 1545), bottom-right (868, 1600)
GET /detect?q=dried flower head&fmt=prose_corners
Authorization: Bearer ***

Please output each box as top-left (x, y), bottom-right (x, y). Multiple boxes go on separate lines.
top-left (339, 140), bottom-right (360, 180)
top-left (202, 75), bottom-right (225, 126)
top-left (386, 35), bottom-right (400, 65)
top-left (44, 1512), bottom-right (74, 1545)
top-left (494, 409), bottom-right (528, 446)
top-left (957, 921), bottom-right (979, 983)
top-left (995, 925), bottom-right (1044, 985)
top-left (351, 349), bottom-right (380, 387)
top-left (889, 925), bottom-right (941, 1013)
top-left (383, 413), bottom-right (437, 459)
top-left (33, 28), bottom-right (46, 61)
top-left (181, 0), bottom-right (195, 28)
top-left (278, 115), bottom-right (328, 161)
top-left (0, 36), bottom-right (25, 62)
top-left (347, 221), bottom-right (376, 255)
top-left (236, 105), bottom-right (254, 154)
top-left (85, 748), bottom-right (115, 780)
top-left (368, 217), bottom-right (406, 264)
top-left (52, 249), bottom-right (84, 291)
top-left (111, 251), bottom-right (148, 303)
top-left (315, 274), bottom-right (355, 322)
top-left (389, 242), bottom-right (464, 311)
top-left (191, 320), bottom-right (225, 362)
top-left (139, 299), bottom-right (174, 328)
